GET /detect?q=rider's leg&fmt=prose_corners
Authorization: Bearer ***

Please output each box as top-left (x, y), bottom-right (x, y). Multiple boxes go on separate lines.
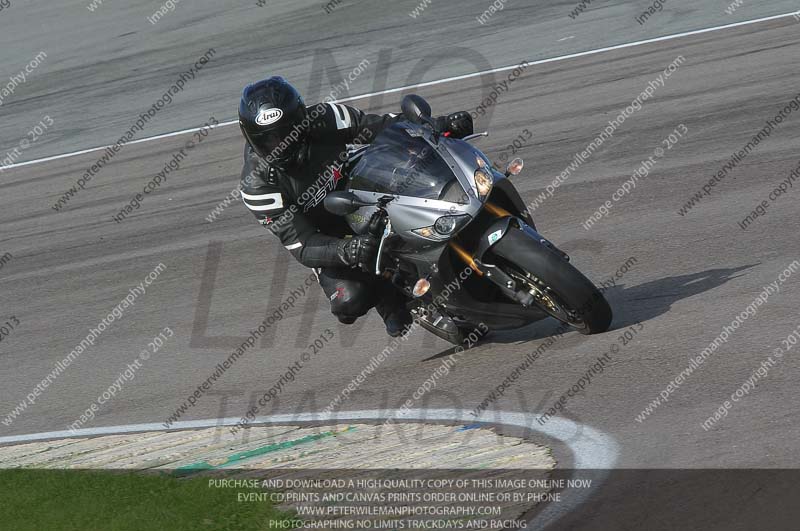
top-left (317, 267), bottom-right (376, 324)
top-left (317, 268), bottom-right (411, 336)
top-left (374, 281), bottom-right (413, 337)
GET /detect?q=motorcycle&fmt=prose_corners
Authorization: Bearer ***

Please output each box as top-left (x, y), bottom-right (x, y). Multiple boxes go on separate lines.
top-left (324, 95), bottom-right (612, 345)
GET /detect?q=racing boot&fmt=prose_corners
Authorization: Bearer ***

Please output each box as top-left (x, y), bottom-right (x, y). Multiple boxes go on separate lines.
top-left (375, 285), bottom-right (413, 338)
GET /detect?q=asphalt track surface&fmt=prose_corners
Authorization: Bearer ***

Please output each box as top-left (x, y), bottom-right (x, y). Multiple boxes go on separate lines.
top-left (2, 1), bottom-right (800, 528)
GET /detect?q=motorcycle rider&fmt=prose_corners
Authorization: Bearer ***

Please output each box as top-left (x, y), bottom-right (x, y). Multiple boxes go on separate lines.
top-left (238, 76), bottom-right (473, 336)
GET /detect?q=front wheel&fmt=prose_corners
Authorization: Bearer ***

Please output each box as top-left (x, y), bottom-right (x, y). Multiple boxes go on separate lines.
top-left (490, 228), bottom-right (613, 334)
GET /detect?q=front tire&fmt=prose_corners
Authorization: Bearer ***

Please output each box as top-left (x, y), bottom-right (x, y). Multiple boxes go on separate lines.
top-left (490, 227), bottom-right (613, 334)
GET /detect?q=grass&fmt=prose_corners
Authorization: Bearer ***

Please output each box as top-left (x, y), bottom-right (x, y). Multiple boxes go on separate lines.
top-left (0, 469), bottom-right (298, 531)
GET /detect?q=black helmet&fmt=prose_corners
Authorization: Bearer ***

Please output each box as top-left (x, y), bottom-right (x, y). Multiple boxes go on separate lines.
top-left (238, 77), bottom-right (308, 166)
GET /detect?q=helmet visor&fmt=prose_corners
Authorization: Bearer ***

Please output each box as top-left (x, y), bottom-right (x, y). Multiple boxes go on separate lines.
top-left (243, 129), bottom-right (281, 156)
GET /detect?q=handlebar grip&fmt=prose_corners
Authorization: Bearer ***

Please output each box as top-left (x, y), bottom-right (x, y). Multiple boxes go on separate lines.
top-left (368, 210), bottom-right (387, 237)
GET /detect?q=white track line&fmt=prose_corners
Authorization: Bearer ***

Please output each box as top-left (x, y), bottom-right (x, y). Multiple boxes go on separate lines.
top-left (0, 408), bottom-right (618, 531)
top-left (3, 10), bottom-right (796, 173)
top-left (0, 409), bottom-right (619, 468)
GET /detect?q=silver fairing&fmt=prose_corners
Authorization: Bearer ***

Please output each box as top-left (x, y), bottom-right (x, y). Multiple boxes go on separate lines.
top-left (346, 123), bottom-right (496, 248)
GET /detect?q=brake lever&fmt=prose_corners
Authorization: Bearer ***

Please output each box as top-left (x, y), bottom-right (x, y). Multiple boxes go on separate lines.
top-left (462, 131), bottom-right (489, 142)
top-left (366, 202), bottom-right (393, 275)
top-left (375, 219), bottom-right (392, 275)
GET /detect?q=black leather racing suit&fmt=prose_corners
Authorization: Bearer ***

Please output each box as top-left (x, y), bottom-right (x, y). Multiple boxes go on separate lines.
top-left (240, 102), bottom-right (405, 322)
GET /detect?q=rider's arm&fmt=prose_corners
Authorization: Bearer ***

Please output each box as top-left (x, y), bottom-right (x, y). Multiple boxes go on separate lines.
top-left (267, 208), bottom-right (343, 268)
top-left (240, 155), bottom-right (343, 268)
top-left (242, 189), bottom-right (343, 268)
top-left (317, 102), bottom-right (401, 144)
top-left (316, 102), bottom-right (473, 141)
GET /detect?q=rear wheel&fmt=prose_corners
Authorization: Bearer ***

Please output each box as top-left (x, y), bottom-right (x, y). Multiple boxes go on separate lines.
top-left (490, 228), bottom-right (612, 334)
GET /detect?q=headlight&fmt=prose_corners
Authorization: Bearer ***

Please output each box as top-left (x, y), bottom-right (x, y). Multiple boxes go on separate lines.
top-left (412, 214), bottom-right (471, 241)
top-left (474, 168), bottom-right (493, 199)
top-left (434, 216), bottom-right (458, 235)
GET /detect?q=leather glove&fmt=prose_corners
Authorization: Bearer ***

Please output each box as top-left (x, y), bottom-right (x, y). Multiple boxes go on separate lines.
top-left (435, 111), bottom-right (474, 139)
top-left (337, 235), bottom-right (379, 270)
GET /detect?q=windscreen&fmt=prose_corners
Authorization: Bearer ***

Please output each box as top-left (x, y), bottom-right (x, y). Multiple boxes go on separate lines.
top-left (349, 124), bottom-right (464, 201)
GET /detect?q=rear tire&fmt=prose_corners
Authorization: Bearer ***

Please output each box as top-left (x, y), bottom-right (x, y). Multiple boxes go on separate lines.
top-left (490, 227), bottom-right (613, 334)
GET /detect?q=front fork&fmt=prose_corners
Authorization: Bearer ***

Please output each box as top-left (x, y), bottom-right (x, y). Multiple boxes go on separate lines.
top-left (447, 202), bottom-right (568, 306)
top-left (451, 236), bottom-right (535, 306)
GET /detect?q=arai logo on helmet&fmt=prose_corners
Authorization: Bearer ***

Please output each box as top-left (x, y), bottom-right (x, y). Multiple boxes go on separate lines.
top-left (255, 107), bottom-right (283, 126)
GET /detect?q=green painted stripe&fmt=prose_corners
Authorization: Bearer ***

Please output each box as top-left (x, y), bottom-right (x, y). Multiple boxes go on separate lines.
top-left (175, 426), bottom-right (356, 474)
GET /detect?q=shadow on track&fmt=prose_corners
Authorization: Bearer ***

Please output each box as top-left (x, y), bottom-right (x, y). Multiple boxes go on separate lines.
top-left (425, 264), bottom-right (757, 356)
top-left (607, 264), bottom-right (757, 329)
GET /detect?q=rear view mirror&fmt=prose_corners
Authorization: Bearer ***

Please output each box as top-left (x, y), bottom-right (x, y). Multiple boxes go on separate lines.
top-left (324, 191), bottom-right (375, 216)
top-left (401, 94), bottom-right (433, 124)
